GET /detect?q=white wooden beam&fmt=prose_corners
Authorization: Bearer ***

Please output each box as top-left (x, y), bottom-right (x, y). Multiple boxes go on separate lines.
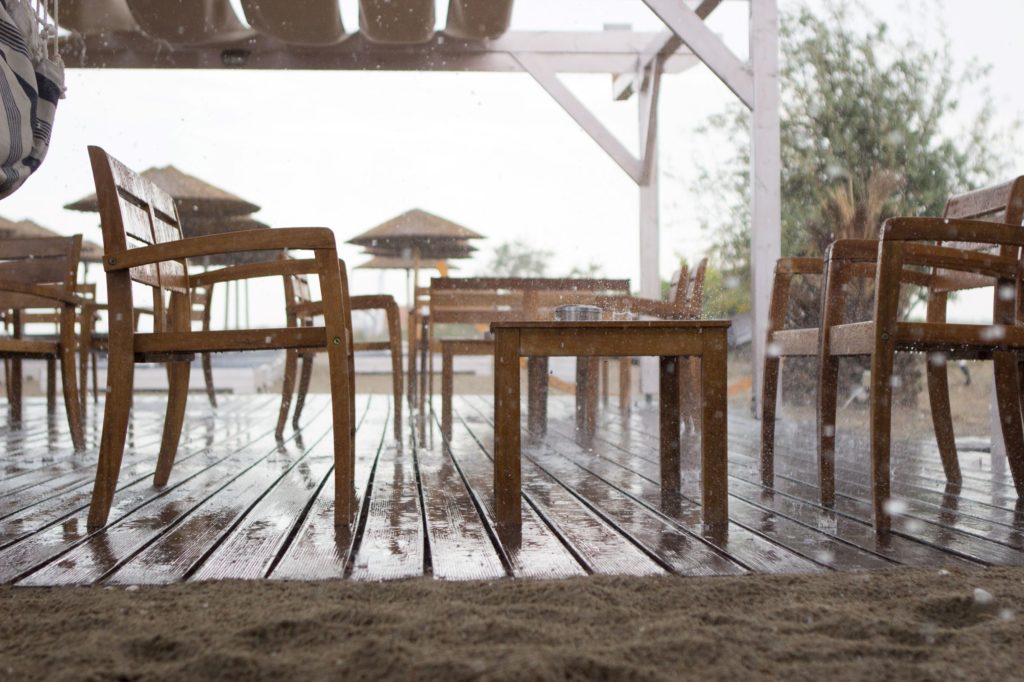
top-left (638, 101), bottom-right (661, 397)
top-left (750, 0), bottom-right (781, 416)
top-left (641, 0), bottom-right (754, 109)
top-left (637, 58), bottom-right (662, 184)
top-left (613, 0), bottom-right (723, 101)
top-left (516, 53), bottom-right (643, 184)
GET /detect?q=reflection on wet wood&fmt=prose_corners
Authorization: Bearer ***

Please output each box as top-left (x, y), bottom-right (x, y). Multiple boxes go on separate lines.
top-left (2, 391), bottom-right (1024, 585)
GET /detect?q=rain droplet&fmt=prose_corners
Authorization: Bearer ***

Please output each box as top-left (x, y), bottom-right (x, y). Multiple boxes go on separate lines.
top-left (813, 549), bottom-right (835, 564)
top-left (973, 588), bottom-right (994, 605)
top-left (883, 498), bottom-right (908, 516)
top-left (766, 342), bottom-right (782, 358)
top-left (998, 608), bottom-right (1015, 622)
top-left (997, 283), bottom-right (1016, 301)
top-left (981, 326), bottom-right (1006, 341)
top-left (928, 352), bottom-right (947, 367)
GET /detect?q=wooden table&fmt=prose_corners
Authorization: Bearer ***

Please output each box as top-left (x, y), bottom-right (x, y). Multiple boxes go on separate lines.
top-left (491, 320), bottom-right (731, 532)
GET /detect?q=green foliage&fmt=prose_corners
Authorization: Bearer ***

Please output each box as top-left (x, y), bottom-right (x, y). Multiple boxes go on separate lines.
top-left (693, 1), bottom-right (1017, 403)
top-left (696, 1), bottom-right (1014, 299)
top-left (483, 240), bottom-right (552, 278)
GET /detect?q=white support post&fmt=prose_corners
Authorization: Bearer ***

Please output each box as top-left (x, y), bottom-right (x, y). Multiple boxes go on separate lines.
top-left (750, 0), bottom-right (781, 416)
top-left (638, 66), bottom-right (661, 397)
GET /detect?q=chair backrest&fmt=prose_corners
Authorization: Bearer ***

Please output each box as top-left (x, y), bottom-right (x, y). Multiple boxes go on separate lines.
top-left (666, 257), bottom-right (707, 318)
top-left (284, 271), bottom-right (316, 327)
top-left (931, 177), bottom-right (1024, 295)
top-left (0, 236), bottom-right (82, 310)
top-left (88, 146), bottom-right (189, 330)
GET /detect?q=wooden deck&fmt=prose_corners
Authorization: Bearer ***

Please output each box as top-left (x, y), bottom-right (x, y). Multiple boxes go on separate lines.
top-left (2, 392), bottom-right (1022, 585)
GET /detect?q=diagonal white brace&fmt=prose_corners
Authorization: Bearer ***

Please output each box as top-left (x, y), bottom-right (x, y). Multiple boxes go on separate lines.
top-left (641, 0), bottom-right (754, 109)
top-left (515, 52), bottom-right (643, 184)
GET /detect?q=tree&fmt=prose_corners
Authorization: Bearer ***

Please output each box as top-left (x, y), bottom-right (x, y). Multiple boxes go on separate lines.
top-left (483, 240), bottom-right (552, 277)
top-left (693, 1), bottom-right (1016, 403)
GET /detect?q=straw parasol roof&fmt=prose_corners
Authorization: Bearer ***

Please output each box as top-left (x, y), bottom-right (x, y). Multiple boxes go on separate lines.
top-left (361, 241), bottom-right (478, 260)
top-left (347, 209), bottom-right (484, 251)
top-left (0, 216), bottom-right (104, 263)
top-left (356, 256), bottom-right (456, 271)
top-left (65, 165), bottom-right (260, 218)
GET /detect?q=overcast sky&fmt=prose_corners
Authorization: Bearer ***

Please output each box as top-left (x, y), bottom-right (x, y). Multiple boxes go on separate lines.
top-left (2, 0), bottom-right (1021, 327)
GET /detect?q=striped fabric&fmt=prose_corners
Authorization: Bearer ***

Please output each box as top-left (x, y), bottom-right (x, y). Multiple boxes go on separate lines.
top-left (0, 0), bottom-right (63, 199)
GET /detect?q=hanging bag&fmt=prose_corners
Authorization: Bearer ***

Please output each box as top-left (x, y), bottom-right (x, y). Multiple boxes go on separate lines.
top-left (0, 0), bottom-right (64, 199)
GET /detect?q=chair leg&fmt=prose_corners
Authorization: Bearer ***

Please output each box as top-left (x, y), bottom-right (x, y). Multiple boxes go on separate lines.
top-left (386, 302), bottom-right (403, 441)
top-left (202, 352), bottom-right (217, 408)
top-left (79, 319), bottom-right (92, 415)
top-left (993, 351), bottom-right (1024, 495)
top-left (87, 352), bottom-right (133, 529)
top-left (868, 347), bottom-right (897, 533)
top-left (91, 351), bottom-right (99, 403)
top-left (292, 353), bottom-right (314, 431)
top-left (9, 357), bottom-right (22, 424)
top-left (926, 354), bottom-right (961, 483)
top-left (46, 357), bottom-right (57, 414)
top-left (760, 355), bottom-right (781, 486)
top-left (154, 360), bottom-right (191, 486)
top-left (58, 317), bottom-right (85, 451)
top-left (817, 354), bottom-right (840, 507)
top-left (277, 349), bottom-right (299, 439)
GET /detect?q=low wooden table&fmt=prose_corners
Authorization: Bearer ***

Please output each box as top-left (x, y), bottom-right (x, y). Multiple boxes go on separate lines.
top-left (491, 320), bottom-right (731, 532)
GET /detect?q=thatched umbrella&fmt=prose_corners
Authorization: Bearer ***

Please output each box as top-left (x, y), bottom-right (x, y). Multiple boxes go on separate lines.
top-left (347, 209), bottom-right (484, 296)
top-left (65, 165), bottom-right (259, 224)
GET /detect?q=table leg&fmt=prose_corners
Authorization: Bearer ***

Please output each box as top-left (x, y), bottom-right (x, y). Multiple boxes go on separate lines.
top-left (575, 357), bottom-right (598, 446)
top-left (494, 329), bottom-right (522, 525)
top-left (441, 345), bottom-right (454, 441)
top-left (701, 330), bottom-right (729, 531)
top-left (527, 356), bottom-right (548, 437)
top-left (659, 356), bottom-right (682, 501)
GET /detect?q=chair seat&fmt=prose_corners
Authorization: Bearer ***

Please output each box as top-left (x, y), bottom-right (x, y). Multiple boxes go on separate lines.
top-left (828, 320), bottom-right (1024, 357)
top-left (134, 327), bottom-right (329, 355)
top-left (0, 337), bottom-right (58, 357)
top-left (769, 327), bottom-right (818, 356)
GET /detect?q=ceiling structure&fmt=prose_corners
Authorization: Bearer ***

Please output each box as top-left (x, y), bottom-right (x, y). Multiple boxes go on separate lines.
top-left (49, 0), bottom-right (781, 407)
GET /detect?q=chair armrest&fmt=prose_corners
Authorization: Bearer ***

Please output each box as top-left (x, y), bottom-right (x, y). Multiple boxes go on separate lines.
top-left (881, 216), bottom-right (1024, 247)
top-left (190, 258), bottom-right (321, 287)
top-left (351, 295), bottom-right (397, 311)
top-left (775, 257), bottom-right (823, 276)
top-left (0, 280), bottom-right (82, 305)
top-left (104, 229), bottom-right (337, 272)
top-left (825, 239), bottom-right (879, 263)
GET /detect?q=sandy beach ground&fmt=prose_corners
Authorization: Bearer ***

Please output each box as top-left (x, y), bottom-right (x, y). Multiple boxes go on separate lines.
top-left (3, 567), bottom-right (1023, 680)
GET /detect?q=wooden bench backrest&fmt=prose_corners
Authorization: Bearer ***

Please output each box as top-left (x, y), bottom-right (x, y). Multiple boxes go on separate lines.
top-left (0, 236), bottom-right (82, 310)
top-left (429, 277), bottom-right (630, 325)
top-left (89, 145), bottom-right (189, 330)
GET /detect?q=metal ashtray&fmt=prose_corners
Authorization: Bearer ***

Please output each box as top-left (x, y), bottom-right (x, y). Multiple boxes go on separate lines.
top-left (554, 304), bottom-right (602, 322)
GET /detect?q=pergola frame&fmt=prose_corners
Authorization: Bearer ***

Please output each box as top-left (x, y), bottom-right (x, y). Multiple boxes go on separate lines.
top-left (60, 0), bottom-right (780, 411)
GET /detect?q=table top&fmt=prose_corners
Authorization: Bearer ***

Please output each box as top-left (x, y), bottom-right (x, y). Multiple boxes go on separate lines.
top-left (490, 320), bottom-right (731, 330)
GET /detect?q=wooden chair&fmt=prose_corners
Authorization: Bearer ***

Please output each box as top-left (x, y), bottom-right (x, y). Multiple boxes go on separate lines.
top-left (277, 268), bottom-right (403, 441)
top-left (84, 146), bottom-right (357, 529)
top-left (766, 178), bottom-right (1024, 531)
top-left (595, 258), bottom-right (708, 423)
top-left (0, 236), bottom-right (85, 449)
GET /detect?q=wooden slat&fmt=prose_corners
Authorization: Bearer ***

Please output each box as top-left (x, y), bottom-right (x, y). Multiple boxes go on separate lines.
top-left (108, 408), bottom-right (337, 584)
top-left (134, 327), bottom-right (328, 354)
top-left (270, 396), bottom-right (389, 580)
top-left (17, 403), bottom-right (325, 586)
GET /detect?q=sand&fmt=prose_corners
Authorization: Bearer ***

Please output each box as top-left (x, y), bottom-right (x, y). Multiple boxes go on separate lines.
top-left (2, 567), bottom-right (1023, 681)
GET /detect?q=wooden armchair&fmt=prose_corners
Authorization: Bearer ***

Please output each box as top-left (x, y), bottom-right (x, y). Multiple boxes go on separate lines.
top-left (821, 179), bottom-right (1024, 531)
top-left (85, 146), bottom-right (357, 529)
top-left (0, 236), bottom-right (85, 449)
top-left (761, 178), bottom-right (1024, 525)
top-left (275, 269), bottom-right (403, 441)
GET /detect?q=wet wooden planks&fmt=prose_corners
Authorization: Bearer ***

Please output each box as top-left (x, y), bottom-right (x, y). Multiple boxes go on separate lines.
top-left (2, 390), bottom-right (1023, 584)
